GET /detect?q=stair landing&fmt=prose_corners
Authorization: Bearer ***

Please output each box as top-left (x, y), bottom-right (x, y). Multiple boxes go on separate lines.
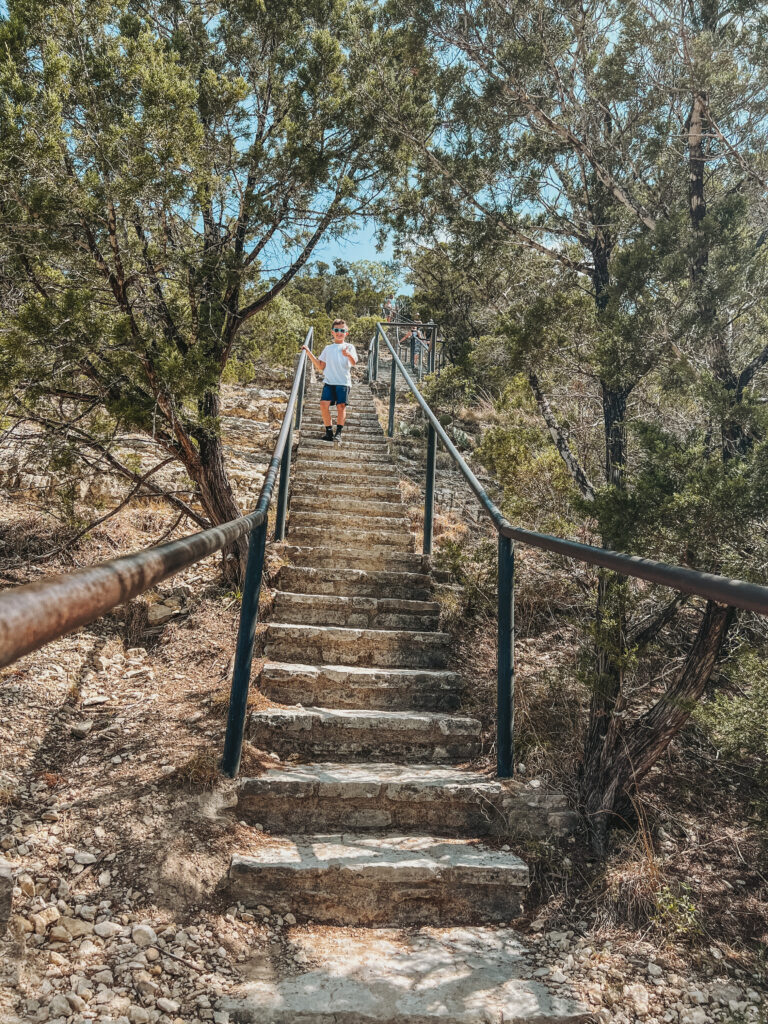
top-left (220, 926), bottom-right (591, 1023)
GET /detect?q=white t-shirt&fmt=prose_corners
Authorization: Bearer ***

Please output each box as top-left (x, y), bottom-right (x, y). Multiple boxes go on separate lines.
top-left (320, 342), bottom-right (357, 386)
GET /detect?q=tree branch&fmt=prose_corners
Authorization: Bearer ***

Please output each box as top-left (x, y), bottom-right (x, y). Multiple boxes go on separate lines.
top-left (528, 371), bottom-right (596, 501)
top-left (229, 196), bottom-right (342, 345)
top-left (628, 593), bottom-right (690, 650)
top-left (29, 456), bottom-right (178, 561)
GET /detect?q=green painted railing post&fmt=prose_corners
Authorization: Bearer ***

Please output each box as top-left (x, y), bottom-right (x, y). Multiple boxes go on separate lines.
top-left (497, 535), bottom-right (515, 778)
top-left (388, 349), bottom-right (397, 437)
top-left (221, 519), bottom-right (268, 778)
top-left (424, 422), bottom-right (436, 554)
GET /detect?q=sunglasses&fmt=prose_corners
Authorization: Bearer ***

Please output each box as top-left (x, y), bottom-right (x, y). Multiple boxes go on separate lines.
top-left (332, 328), bottom-right (348, 334)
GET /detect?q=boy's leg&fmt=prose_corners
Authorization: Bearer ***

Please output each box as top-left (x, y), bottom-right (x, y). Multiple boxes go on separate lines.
top-left (336, 403), bottom-right (346, 426)
top-left (319, 387), bottom-right (334, 440)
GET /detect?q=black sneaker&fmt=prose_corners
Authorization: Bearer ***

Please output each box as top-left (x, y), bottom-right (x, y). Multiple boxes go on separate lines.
top-left (321, 428), bottom-right (334, 442)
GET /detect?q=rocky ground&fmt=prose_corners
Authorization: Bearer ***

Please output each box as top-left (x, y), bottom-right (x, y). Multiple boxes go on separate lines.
top-left (0, 368), bottom-right (764, 1023)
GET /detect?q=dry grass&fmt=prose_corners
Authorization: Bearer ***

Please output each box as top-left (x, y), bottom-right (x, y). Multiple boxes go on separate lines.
top-left (172, 748), bottom-right (221, 792)
top-left (123, 597), bottom-right (150, 646)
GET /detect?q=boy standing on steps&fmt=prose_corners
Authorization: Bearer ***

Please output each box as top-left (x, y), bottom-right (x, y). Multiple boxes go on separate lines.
top-left (302, 320), bottom-right (358, 442)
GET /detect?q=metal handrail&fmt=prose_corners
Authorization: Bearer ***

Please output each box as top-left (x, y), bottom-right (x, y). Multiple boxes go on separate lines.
top-left (375, 321), bottom-right (768, 777)
top-left (0, 326), bottom-right (314, 774)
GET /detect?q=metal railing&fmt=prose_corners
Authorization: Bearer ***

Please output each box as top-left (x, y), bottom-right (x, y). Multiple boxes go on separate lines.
top-left (374, 321), bottom-right (768, 779)
top-left (368, 319), bottom-right (444, 384)
top-left (0, 326), bottom-right (314, 778)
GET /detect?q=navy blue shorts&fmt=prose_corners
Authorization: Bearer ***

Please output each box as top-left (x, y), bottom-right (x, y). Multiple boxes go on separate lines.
top-left (321, 383), bottom-right (350, 405)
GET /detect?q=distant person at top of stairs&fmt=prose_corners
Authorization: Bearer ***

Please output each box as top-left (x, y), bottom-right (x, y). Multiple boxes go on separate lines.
top-left (383, 295), bottom-right (396, 322)
top-left (302, 320), bottom-right (358, 442)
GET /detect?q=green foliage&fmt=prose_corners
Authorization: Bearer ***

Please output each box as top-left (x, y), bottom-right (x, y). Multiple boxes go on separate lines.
top-left (696, 649), bottom-right (768, 781)
top-left (434, 537), bottom-right (497, 618)
top-left (0, 0), bottom-right (401, 526)
top-left (652, 883), bottom-right (702, 939)
top-left (347, 314), bottom-right (380, 352)
top-left (225, 295), bottom-right (307, 379)
top-left (421, 362), bottom-right (478, 409)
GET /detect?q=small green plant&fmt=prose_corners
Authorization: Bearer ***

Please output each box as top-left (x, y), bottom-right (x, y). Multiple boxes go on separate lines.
top-left (652, 882), bottom-right (701, 938)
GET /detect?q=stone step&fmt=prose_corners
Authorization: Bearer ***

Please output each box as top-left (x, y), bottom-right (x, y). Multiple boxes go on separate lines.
top-left (286, 525), bottom-right (414, 554)
top-left (272, 592), bottom-right (438, 630)
top-left (294, 459), bottom-right (399, 483)
top-left (297, 447), bottom-right (393, 465)
top-left (249, 707), bottom-right (479, 762)
top-left (289, 495), bottom-right (407, 519)
top-left (218, 925), bottom-right (589, 1024)
top-left (236, 763), bottom-right (576, 837)
top-left (279, 544), bottom-right (425, 573)
top-left (289, 478), bottom-right (402, 502)
top-left (301, 423), bottom-right (384, 436)
top-left (260, 662), bottom-right (461, 711)
top-left (228, 833), bottom-right (526, 926)
top-left (303, 421), bottom-right (382, 434)
top-left (264, 623), bottom-right (450, 669)
top-left (275, 565), bottom-right (430, 600)
top-left (289, 511), bottom-right (409, 534)
top-left (300, 436), bottom-right (390, 453)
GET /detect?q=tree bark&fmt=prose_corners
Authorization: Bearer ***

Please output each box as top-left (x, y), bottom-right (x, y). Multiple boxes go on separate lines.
top-left (189, 388), bottom-right (249, 584)
top-left (579, 601), bottom-right (734, 853)
top-left (528, 371), bottom-right (595, 501)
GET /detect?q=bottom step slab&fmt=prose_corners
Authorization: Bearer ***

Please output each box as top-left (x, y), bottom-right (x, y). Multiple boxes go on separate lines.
top-left (229, 834), bottom-right (527, 925)
top-left (219, 926), bottom-right (590, 1023)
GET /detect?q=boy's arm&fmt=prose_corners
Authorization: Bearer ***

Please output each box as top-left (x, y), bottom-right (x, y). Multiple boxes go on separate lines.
top-left (302, 346), bottom-right (326, 371)
top-left (342, 345), bottom-right (357, 366)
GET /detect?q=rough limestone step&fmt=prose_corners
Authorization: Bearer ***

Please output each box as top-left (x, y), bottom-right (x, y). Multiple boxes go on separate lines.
top-left (303, 423), bottom-right (383, 435)
top-left (218, 925), bottom-right (590, 1024)
top-left (286, 525), bottom-right (414, 554)
top-left (290, 478), bottom-right (402, 502)
top-left (296, 455), bottom-right (394, 473)
top-left (300, 436), bottom-right (390, 453)
top-left (289, 511), bottom-right (410, 533)
top-left (272, 592), bottom-right (439, 630)
top-left (249, 707), bottom-right (480, 762)
top-left (275, 566), bottom-right (431, 601)
top-left (279, 544), bottom-right (425, 574)
top-left (289, 496), bottom-right (407, 520)
top-left (297, 448), bottom-right (393, 465)
top-left (300, 425), bottom-right (385, 438)
top-left (237, 763), bottom-right (576, 837)
top-left (229, 834), bottom-right (527, 925)
top-left (264, 623), bottom-right (450, 669)
top-left (295, 458), bottom-right (398, 481)
top-left (260, 662), bottom-right (462, 711)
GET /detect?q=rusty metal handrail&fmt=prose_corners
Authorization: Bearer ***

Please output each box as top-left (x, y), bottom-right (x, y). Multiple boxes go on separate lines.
top-left (0, 329), bottom-right (313, 674)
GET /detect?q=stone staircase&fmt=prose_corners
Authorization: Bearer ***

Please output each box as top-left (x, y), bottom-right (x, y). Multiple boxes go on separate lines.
top-left (223, 368), bottom-right (587, 1022)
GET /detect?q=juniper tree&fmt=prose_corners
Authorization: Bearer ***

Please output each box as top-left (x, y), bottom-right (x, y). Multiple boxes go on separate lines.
top-left (0, 0), bottom-right (393, 577)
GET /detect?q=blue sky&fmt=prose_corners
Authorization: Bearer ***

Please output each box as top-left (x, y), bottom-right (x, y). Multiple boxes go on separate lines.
top-left (313, 221), bottom-right (413, 295)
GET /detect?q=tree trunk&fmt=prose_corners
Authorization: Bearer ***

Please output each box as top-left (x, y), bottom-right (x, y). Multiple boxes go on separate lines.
top-left (580, 569), bottom-right (628, 854)
top-left (195, 387), bottom-right (249, 584)
top-left (168, 386), bottom-right (249, 585)
top-left (579, 601), bottom-right (734, 854)
top-left (195, 429), bottom-right (249, 585)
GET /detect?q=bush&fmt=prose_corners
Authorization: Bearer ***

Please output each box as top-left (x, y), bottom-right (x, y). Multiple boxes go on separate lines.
top-left (695, 647), bottom-right (768, 782)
